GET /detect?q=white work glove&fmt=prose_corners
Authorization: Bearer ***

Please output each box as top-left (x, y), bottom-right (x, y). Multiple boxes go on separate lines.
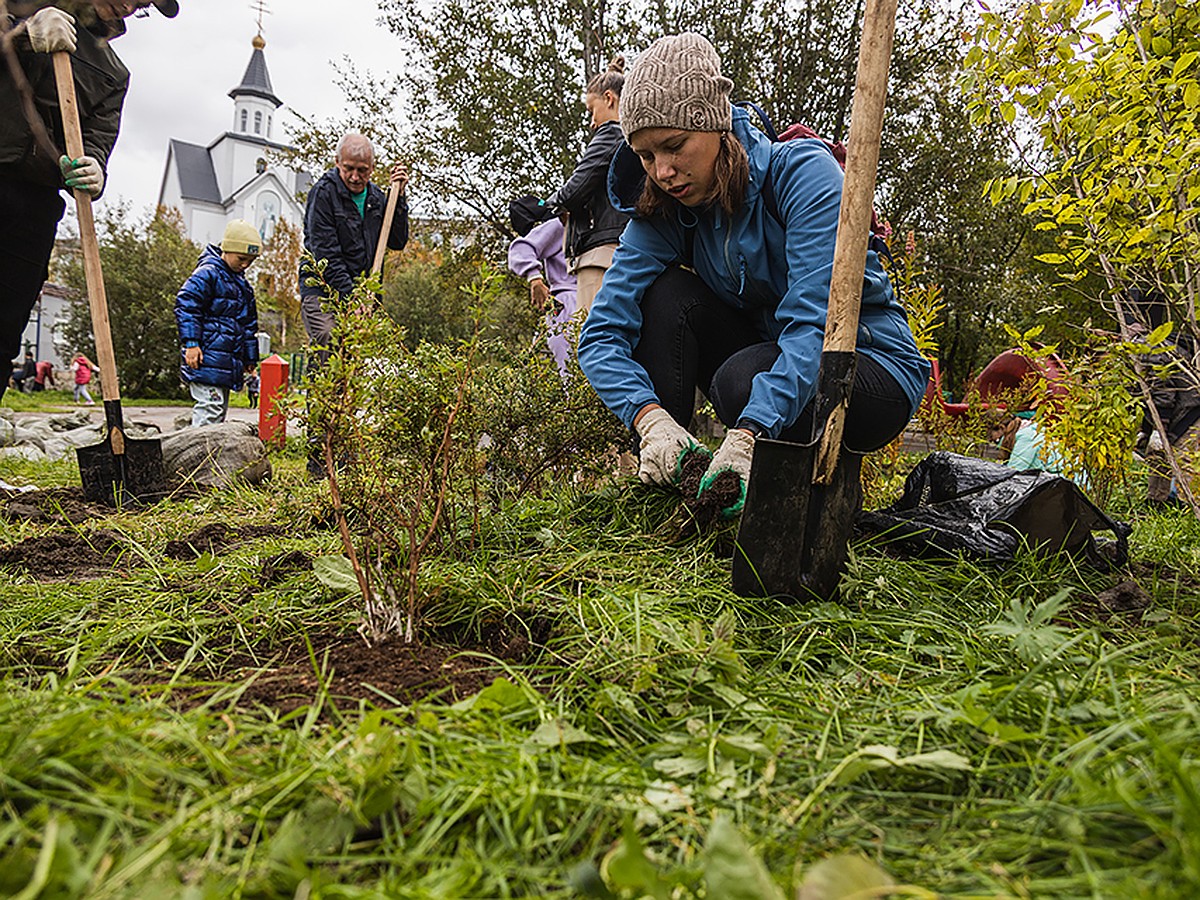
top-left (697, 428), bottom-right (756, 518)
top-left (60, 155), bottom-right (104, 197)
top-left (1147, 430), bottom-right (1166, 452)
top-left (636, 407), bottom-right (699, 486)
top-left (27, 7), bottom-right (76, 54)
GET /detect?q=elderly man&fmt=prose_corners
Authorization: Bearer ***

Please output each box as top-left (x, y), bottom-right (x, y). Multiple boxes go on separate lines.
top-left (299, 133), bottom-right (409, 362)
top-left (0, 0), bottom-right (178, 402)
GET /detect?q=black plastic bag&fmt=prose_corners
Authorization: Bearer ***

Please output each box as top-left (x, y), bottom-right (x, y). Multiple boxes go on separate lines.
top-left (858, 452), bottom-right (1130, 566)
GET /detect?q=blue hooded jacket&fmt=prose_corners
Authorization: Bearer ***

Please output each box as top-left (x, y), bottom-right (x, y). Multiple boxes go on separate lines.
top-left (175, 245), bottom-right (259, 390)
top-left (577, 106), bottom-right (931, 438)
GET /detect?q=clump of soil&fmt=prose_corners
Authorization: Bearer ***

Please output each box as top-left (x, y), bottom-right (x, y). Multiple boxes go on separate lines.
top-left (686, 468), bottom-right (743, 533)
top-left (1, 487), bottom-right (104, 526)
top-left (1069, 579), bottom-right (1153, 625)
top-left (164, 523), bottom-right (288, 559)
top-left (0, 529), bottom-right (124, 579)
top-left (259, 549), bottom-right (313, 586)
top-left (678, 447), bottom-right (711, 500)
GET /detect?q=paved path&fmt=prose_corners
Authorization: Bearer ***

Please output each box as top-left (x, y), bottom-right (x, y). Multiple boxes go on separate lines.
top-left (10, 404), bottom-right (305, 436)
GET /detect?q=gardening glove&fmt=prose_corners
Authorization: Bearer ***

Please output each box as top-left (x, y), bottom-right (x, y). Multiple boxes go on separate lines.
top-left (27, 7), bottom-right (76, 54)
top-left (60, 155), bottom-right (104, 197)
top-left (1147, 430), bottom-right (1166, 452)
top-left (697, 428), bottom-right (756, 518)
top-left (636, 407), bottom-right (699, 486)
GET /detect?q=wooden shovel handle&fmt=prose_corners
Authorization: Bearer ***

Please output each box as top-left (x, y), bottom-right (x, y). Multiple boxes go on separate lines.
top-left (370, 182), bottom-right (402, 277)
top-left (815, 0), bottom-right (899, 482)
top-left (52, 52), bottom-right (122, 412)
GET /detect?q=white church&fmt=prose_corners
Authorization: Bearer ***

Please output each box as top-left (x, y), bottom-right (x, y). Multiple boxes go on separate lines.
top-left (156, 34), bottom-right (310, 247)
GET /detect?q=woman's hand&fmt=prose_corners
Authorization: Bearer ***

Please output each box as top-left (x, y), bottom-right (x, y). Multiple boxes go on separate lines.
top-left (634, 406), bottom-right (698, 486)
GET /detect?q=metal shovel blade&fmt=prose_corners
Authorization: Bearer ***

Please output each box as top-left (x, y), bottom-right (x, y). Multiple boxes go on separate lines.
top-left (76, 434), bottom-right (166, 506)
top-left (731, 435), bottom-right (864, 601)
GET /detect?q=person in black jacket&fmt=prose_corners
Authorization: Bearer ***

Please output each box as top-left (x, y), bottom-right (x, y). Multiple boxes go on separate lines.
top-left (546, 57), bottom-right (630, 315)
top-left (299, 132), bottom-right (409, 368)
top-left (0, 0), bottom-right (177, 402)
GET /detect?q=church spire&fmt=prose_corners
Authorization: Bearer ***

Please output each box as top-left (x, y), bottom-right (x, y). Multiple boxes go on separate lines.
top-left (229, 34), bottom-right (282, 109)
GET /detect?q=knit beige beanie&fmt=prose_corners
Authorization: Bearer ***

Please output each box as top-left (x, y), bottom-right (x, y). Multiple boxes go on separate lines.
top-left (620, 33), bottom-right (733, 140)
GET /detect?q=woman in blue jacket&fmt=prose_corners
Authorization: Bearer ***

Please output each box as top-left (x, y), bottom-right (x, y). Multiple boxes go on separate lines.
top-left (175, 220), bottom-right (261, 427)
top-left (578, 33), bottom-right (930, 517)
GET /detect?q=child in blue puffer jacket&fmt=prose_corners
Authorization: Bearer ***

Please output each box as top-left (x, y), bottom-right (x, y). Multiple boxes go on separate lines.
top-left (175, 220), bottom-right (262, 427)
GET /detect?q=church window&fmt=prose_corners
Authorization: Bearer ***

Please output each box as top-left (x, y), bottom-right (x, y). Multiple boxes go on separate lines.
top-left (267, 115), bottom-right (272, 137)
top-left (240, 109), bottom-right (248, 131)
top-left (256, 158), bottom-right (267, 175)
top-left (254, 111), bottom-right (263, 134)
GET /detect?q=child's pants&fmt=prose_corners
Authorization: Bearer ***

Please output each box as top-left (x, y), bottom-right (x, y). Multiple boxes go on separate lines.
top-left (190, 382), bottom-right (230, 427)
top-left (73, 383), bottom-right (93, 404)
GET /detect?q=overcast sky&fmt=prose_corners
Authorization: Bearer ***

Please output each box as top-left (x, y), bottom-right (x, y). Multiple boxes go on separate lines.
top-left (104, 0), bottom-right (403, 214)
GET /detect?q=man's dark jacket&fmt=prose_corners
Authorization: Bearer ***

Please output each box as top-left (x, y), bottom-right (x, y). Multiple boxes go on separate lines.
top-left (299, 168), bottom-right (409, 299)
top-left (0, 4), bottom-right (129, 192)
top-left (548, 120), bottom-right (629, 260)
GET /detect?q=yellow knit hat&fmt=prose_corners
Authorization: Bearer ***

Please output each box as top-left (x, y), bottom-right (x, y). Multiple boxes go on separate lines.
top-left (220, 220), bottom-right (262, 256)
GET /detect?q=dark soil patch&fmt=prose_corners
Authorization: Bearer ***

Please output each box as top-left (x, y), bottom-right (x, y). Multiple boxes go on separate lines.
top-left (0, 529), bottom-right (124, 578)
top-left (1, 487), bottom-right (104, 526)
top-left (1067, 579), bottom-right (1153, 625)
top-left (164, 523), bottom-right (289, 559)
top-left (259, 550), bottom-right (313, 586)
top-left (143, 612), bottom-right (554, 713)
top-left (685, 468), bottom-right (743, 534)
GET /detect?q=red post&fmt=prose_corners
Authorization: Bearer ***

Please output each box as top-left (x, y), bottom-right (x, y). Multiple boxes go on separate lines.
top-left (258, 354), bottom-right (289, 448)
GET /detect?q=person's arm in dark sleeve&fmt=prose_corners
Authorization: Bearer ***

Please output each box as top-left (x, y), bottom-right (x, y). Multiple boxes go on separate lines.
top-left (241, 284), bottom-right (260, 366)
top-left (387, 195), bottom-right (409, 251)
top-left (78, 50), bottom-right (130, 200)
top-left (175, 267), bottom-right (211, 347)
top-left (304, 181), bottom-right (356, 296)
top-left (547, 124), bottom-right (622, 214)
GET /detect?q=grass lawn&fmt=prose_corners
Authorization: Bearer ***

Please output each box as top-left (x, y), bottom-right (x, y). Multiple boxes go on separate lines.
top-left (0, 451), bottom-right (1198, 897)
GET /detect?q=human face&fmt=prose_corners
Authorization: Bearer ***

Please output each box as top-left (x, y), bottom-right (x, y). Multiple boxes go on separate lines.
top-left (585, 90), bottom-right (619, 130)
top-left (629, 128), bottom-right (722, 207)
top-left (222, 252), bottom-right (257, 274)
top-left (336, 153), bottom-right (374, 194)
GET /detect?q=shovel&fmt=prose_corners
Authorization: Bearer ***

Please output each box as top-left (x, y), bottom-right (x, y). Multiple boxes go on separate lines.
top-left (731, 0), bottom-right (899, 601)
top-left (370, 174), bottom-right (403, 277)
top-left (54, 52), bottom-right (165, 506)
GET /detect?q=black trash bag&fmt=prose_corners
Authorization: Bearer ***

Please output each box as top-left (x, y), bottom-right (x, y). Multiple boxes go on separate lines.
top-left (858, 452), bottom-right (1130, 567)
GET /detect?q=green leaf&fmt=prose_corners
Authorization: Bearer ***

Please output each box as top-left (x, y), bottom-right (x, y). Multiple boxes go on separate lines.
top-left (525, 718), bottom-right (604, 750)
top-left (603, 823), bottom-right (672, 900)
top-left (1146, 321), bottom-right (1175, 347)
top-left (455, 676), bottom-right (534, 712)
top-left (797, 854), bottom-right (898, 900)
top-left (702, 816), bottom-right (785, 900)
top-left (1034, 253), bottom-right (1068, 264)
top-left (312, 554), bottom-right (360, 592)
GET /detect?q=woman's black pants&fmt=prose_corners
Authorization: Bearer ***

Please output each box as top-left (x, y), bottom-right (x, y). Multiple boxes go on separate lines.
top-left (630, 267), bottom-right (912, 451)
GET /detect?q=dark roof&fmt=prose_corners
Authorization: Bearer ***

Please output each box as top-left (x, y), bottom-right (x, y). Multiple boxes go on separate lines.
top-left (170, 139), bottom-right (221, 204)
top-left (229, 47), bottom-right (282, 108)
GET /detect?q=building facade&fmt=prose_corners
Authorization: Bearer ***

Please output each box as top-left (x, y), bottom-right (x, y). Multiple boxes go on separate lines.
top-left (156, 35), bottom-right (310, 248)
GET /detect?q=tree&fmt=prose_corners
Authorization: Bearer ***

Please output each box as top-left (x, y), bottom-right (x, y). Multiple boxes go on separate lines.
top-left (61, 206), bottom-right (199, 399)
top-left (253, 217), bottom-right (304, 350)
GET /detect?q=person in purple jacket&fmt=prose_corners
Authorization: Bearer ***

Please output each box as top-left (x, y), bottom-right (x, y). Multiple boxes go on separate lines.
top-left (577, 34), bottom-right (930, 518)
top-left (507, 195), bottom-right (578, 378)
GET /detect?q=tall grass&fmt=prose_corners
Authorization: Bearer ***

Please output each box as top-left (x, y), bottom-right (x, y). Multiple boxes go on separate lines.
top-left (0, 456), bottom-right (1198, 896)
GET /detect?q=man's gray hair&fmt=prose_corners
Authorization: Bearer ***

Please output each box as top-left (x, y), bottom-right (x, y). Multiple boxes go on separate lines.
top-left (336, 133), bottom-right (375, 162)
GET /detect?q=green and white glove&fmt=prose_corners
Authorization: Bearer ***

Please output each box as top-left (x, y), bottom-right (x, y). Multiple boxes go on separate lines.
top-left (27, 7), bottom-right (76, 54)
top-left (636, 407), bottom-right (699, 486)
top-left (697, 427), bottom-right (756, 517)
top-left (60, 155), bottom-right (104, 197)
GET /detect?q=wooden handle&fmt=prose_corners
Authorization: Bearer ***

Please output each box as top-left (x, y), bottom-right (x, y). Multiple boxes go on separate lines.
top-left (53, 52), bottom-right (122, 411)
top-left (371, 183), bottom-right (402, 277)
top-left (815, 0), bottom-right (899, 482)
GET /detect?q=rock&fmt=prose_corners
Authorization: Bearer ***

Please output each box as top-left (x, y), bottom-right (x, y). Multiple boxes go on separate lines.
top-left (46, 412), bottom-right (92, 432)
top-left (0, 445), bottom-right (46, 461)
top-left (159, 421), bottom-right (271, 489)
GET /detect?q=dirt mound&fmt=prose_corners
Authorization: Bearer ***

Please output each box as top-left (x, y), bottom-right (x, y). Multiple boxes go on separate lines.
top-left (164, 523), bottom-right (289, 559)
top-left (1, 487), bottom-right (104, 526)
top-left (259, 550), bottom-right (313, 586)
top-left (0, 529), bottom-right (124, 579)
